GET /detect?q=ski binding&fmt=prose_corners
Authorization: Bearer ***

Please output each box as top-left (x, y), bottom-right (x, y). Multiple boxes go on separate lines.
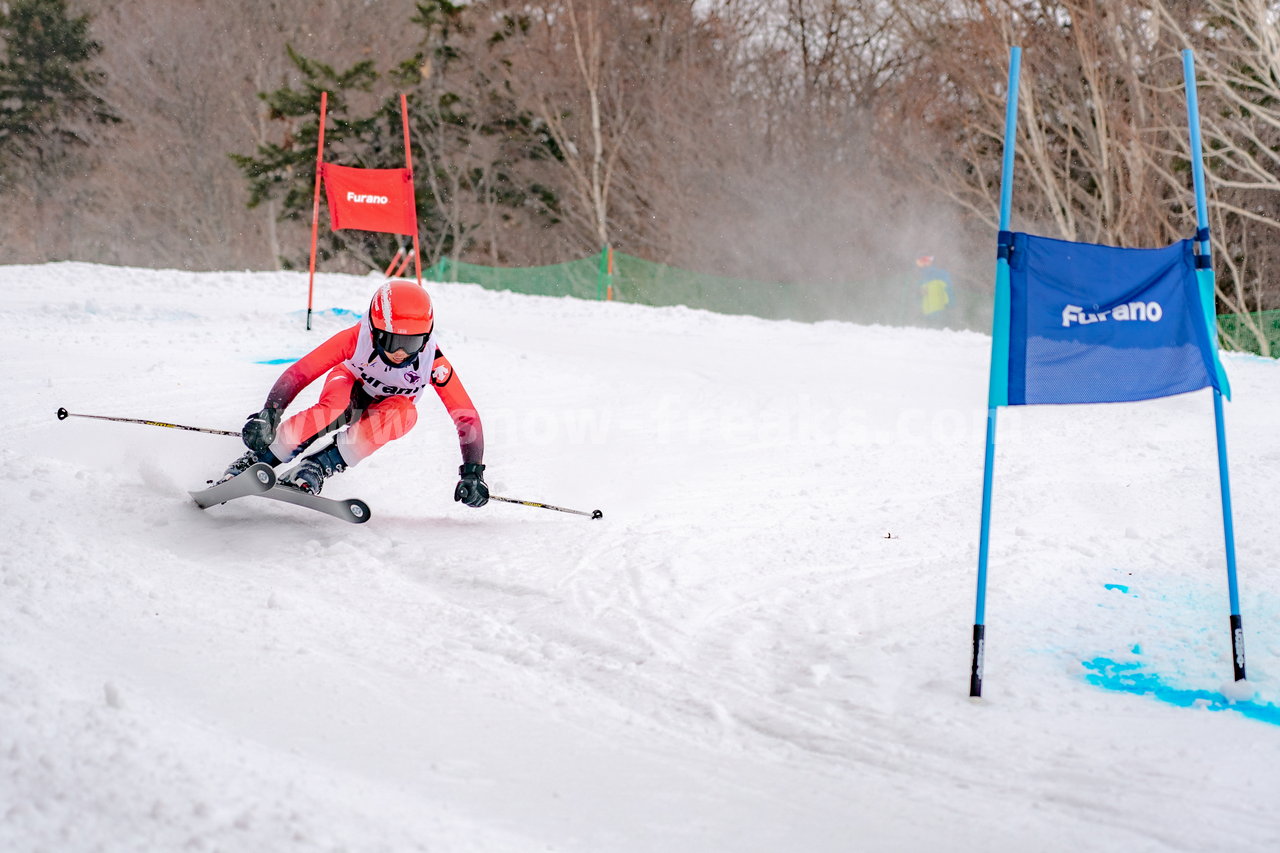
top-left (189, 462), bottom-right (275, 507)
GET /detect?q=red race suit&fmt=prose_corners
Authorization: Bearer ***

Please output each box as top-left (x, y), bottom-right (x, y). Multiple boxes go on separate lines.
top-left (262, 313), bottom-right (483, 468)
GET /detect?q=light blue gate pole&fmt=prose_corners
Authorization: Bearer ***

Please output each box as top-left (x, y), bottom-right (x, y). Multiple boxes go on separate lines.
top-left (1184, 50), bottom-right (1247, 681)
top-left (971, 46), bottom-right (1021, 698)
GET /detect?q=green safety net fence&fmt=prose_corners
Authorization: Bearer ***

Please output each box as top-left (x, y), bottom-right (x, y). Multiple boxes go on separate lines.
top-left (428, 255), bottom-right (603, 302)
top-left (427, 249), bottom-right (1280, 357)
top-left (426, 248), bottom-right (964, 328)
top-left (1217, 309), bottom-right (1280, 358)
top-left (425, 248), bottom-right (1279, 355)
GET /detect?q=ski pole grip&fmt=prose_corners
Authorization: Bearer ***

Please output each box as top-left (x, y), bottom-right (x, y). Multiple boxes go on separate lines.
top-left (54, 406), bottom-right (239, 436)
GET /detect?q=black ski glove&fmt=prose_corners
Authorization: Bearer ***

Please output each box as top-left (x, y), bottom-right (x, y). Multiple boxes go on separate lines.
top-left (242, 406), bottom-right (281, 452)
top-left (454, 462), bottom-right (489, 508)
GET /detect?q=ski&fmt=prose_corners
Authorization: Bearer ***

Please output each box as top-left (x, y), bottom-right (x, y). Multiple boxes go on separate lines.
top-left (255, 482), bottom-right (372, 524)
top-left (190, 462), bottom-right (370, 524)
top-left (189, 463), bottom-right (276, 508)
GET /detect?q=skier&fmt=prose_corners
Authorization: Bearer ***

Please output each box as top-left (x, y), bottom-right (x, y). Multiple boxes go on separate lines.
top-left (220, 279), bottom-right (488, 508)
top-left (915, 254), bottom-right (953, 328)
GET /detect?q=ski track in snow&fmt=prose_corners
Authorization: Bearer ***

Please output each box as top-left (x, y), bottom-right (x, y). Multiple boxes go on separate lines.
top-left (3, 262), bottom-right (1280, 852)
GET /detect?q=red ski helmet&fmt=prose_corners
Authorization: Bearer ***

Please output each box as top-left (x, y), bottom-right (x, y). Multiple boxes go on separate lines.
top-left (368, 280), bottom-right (434, 361)
top-left (370, 279), bottom-right (434, 335)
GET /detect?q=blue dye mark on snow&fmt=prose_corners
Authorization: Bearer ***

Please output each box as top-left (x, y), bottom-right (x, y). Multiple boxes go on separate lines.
top-left (256, 357), bottom-right (299, 365)
top-left (289, 307), bottom-right (360, 320)
top-left (1082, 658), bottom-right (1280, 726)
top-left (1104, 583), bottom-right (1130, 594)
top-left (1130, 644), bottom-right (1142, 655)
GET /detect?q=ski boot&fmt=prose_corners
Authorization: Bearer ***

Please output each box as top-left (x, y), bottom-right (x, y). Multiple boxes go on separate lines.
top-left (219, 447), bottom-right (280, 483)
top-left (283, 443), bottom-right (346, 495)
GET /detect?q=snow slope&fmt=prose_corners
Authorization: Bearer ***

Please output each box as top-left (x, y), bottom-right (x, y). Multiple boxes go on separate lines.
top-left (3, 262), bottom-right (1279, 852)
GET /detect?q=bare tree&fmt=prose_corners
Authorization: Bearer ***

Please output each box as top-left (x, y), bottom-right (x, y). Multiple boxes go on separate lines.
top-left (0, 0), bottom-right (421, 269)
top-left (18, 0), bottom-right (1275, 347)
top-left (401, 1), bottom-right (564, 268)
top-left (889, 1), bottom-right (1191, 242)
top-left (1149, 0), bottom-right (1280, 351)
top-left (880, 0), bottom-right (1280, 343)
top-left (488, 0), bottom-right (636, 254)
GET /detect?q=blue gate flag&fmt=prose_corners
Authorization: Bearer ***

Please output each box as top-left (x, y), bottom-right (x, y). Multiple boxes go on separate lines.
top-left (997, 232), bottom-right (1229, 406)
top-left (970, 47), bottom-right (1247, 700)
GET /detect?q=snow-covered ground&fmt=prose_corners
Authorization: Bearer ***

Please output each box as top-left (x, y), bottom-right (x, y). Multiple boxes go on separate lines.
top-left (3, 262), bottom-right (1279, 852)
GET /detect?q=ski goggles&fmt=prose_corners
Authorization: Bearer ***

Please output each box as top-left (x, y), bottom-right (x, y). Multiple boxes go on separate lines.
top-left (373, 328), bottom-right (429, 355)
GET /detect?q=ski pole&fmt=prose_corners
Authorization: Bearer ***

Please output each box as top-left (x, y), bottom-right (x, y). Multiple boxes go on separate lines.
top-left (56, 407), bottom-right (240, 437)
top-left (489, 494), bottom-right (603, 519)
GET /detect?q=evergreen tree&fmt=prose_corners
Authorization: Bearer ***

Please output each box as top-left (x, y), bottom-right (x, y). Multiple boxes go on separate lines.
top-left (232, 0), bottom-right (560, 272)
top-left (229, 47), bottom-right (384, 270)
top-left (0, 0), bottom-right (118, 180)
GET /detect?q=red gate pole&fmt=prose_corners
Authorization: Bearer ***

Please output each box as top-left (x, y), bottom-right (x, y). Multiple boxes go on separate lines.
top-left (399, 93), bottom-right (423, 286)
top-left (305, 91), bottom-right (329, 330)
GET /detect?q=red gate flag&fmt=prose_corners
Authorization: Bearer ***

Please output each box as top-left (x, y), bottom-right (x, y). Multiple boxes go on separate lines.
top-left (323, 163), bottom-right (417, 235)
top-left (306, 91), bottom-right (424, 330)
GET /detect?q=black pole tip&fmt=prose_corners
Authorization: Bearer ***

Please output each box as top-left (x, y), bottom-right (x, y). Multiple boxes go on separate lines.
top-left (56, 407), bottom-right (68, 420)
top-left (591, 509), bottom-right (603, 520)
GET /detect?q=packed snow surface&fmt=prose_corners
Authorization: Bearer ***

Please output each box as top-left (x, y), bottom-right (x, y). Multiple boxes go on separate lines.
top-left (3, 262), bottom-right (1280, 851)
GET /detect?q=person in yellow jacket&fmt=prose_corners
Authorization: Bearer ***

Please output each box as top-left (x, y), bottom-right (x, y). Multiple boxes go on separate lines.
top-left (916, 255), bottom-right (953, 327)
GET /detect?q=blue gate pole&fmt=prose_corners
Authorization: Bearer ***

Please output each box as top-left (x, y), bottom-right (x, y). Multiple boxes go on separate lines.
top-left (1183, 49), bottom-right (1246, 681)
top-left (972, 45), bottom-right (1022, 698)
